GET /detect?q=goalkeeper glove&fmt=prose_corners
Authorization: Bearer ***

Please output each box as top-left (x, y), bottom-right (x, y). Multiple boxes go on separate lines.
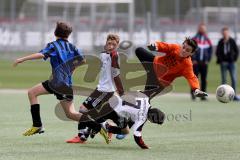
top-left (194, 89), bottom-right (208, 98)
top-left (147, 43), bottom-right (157, 51)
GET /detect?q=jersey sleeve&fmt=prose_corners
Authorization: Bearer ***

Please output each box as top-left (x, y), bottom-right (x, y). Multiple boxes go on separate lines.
top-left (74, 47), bottom-right (85, 61)
top-left (132, 121), bottom-right (149, 149)
top-left (39, 43), bottom-right (55, 60)
top-left (155, 41), bottom-right (179, 54)
top-left (111, 52), bottom-right (124, 95)
top-left (111, 51), bottom-right (120, 77)
top-left (132, 119), bottom-right (146, 137)
top-left (71, 46), bottom-right (85, 68)
top-left (183, 62), bottom-right (200, 90)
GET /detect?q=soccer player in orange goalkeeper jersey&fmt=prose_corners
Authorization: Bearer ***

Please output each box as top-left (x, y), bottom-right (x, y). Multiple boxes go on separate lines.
top-left (135, 37), bottom-right (208, 99)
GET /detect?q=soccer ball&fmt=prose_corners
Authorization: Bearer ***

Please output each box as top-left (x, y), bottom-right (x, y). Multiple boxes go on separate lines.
top-left (119, 40), bottom-right (133, 50)
top-left (216, 84), bottom-right (235, 103)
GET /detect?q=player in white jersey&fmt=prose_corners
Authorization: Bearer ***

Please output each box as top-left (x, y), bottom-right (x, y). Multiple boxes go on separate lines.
top-left (66, 34), bottom-right (125, 143)
top-left (102, 91), bottom-right (165, 149)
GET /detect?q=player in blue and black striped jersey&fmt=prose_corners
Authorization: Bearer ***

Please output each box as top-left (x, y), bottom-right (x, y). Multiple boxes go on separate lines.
top-left (13, 22), bottom-right (109, 141)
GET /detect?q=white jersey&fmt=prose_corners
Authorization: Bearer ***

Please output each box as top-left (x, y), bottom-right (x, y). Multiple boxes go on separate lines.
top-left (97, 51), bottom-right (120, 92)
top-left (109, 92), bottom-right (150, 137)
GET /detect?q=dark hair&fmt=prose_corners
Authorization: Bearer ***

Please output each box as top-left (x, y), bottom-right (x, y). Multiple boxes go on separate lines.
top-left (222, 26), bottom-right (229, 32)
top-left (54, 21), bottom-right (72, 39)
top-left (184, 37), bottom-right (198, 53)
top-left (147, 108), bottom-right (165, 125)
top-left (107, 34), bottom-right (120, 44)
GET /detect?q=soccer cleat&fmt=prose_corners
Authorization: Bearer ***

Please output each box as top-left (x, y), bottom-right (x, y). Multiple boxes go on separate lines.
top-left (102, 122), bottom-right (113, 141)
top-left (89, 129), bottom-right (96, 139)
top-left (116, 134), bottom-right (127, 140)
top-left (65, 136), bottom-right (86, 143)
top-left (99, 128), bottom-right (110, 144)
top-left (23, 126), bottom-right (45, 136)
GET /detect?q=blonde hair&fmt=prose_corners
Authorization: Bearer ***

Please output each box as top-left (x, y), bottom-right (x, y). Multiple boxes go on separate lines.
top-left (107, 34), bottom-right (120, 44)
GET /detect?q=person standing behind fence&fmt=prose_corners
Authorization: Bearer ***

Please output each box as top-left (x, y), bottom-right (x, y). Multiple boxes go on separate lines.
top-left (216, 27), bottom-right (239, 101)
top-left (191, 23), bottom-right (212, 101)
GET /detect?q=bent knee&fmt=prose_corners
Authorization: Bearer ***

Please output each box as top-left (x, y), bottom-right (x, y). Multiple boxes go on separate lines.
top-left (135, 47), bottom-right (145, 57)
top-left (28, 89), bottom-right (35, 98)
top-left (65, 111), bottom-right (74, 119)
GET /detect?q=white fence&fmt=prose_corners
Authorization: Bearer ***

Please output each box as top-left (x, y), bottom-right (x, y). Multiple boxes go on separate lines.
top-left (1, 27), bottom-right (238, 52)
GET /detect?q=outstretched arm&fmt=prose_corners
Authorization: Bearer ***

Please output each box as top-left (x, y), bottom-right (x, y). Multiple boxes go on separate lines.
top-left (132, 121), bottom-right (149, 149)
top-left (148, 41), bottom-right (179, 53)
top-left (134, 135), bottom-right (149, 149)
top-left (183, 65), bottom-right (208, 98)
top-left (13, 53), bottom-right (44, 67)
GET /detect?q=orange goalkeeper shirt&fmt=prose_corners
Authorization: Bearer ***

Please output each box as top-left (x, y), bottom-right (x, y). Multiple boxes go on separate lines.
top-left (153, 41), bottom-right (200, 90)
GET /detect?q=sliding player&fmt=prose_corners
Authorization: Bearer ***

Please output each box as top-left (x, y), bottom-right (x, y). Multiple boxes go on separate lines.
top-left (66, 34), bottom-right (125, 143)
top-left (100, 91), bottom-right (165, 149)
top-left (13, 21), bottom-right (108, 141)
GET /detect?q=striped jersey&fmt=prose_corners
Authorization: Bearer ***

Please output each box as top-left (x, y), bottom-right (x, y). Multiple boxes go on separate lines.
top-left (40, 38), bottom-right (84, 87)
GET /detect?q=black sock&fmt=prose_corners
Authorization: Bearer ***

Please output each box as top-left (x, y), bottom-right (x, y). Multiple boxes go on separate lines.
top-left (107, 125), bottom-right (122, 134)
top-left (79, 115), bottom-right (101, 133)
top-left (30, 104), bottom-right (42, 127)
top-left (78, 123), bottom-right (87, 137)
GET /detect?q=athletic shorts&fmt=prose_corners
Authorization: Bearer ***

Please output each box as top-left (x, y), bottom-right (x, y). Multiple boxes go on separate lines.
top-left (82, 88), bottom-right (114, 110)
top-left (42, 80), bottom-right (73, 101)
top-left (103, 110), bottom-right (128, 129)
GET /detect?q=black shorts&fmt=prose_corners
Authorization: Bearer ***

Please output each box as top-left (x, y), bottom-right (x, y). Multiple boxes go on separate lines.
top-left (85, 102), bottom-right (128, 129)
top-left (82, 88), bottom-right (114, 110)
top-left (42, 80), bottom-right (73, 101)
top-left (103, 110), bottom-right (128, 129)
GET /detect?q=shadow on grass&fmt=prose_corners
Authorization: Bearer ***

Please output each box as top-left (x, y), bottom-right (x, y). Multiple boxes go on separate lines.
top-left (67, 142), bottom-right (139, 151)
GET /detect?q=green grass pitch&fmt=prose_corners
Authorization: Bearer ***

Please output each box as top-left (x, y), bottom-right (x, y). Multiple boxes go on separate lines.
top-left (0, 92), bottom-right (240, 160)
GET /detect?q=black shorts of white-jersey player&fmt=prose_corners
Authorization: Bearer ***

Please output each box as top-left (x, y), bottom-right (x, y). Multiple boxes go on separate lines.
top-left (66, 34), bottom-right (125, 143)
top-left (99, 91), bottom-right (165, 149)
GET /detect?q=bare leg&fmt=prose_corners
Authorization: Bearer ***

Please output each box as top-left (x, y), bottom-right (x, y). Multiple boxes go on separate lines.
top-left (79, 105), bottom-right (88, 113)
top-left (60, 100), bottom-right (82, 121)
top-left (28, 83), bottom-right (49, 105)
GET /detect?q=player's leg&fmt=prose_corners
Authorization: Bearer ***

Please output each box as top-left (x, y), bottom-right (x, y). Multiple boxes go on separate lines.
top-left (200, 63), bottom-right (208, 100)
top-left (66, 89), bottom-right (113, 143)
top-left (60, 100), bottom-right (107, 142)
top-left (66, 104), bottom-right (89, 143)
top-left (60, 100), bottom-right (80, 121)
top-left (102, 109), bottom-right (130, 139)
top-left (78, 105), bottom-right (91, 141)
top-left (103, 120), bottom-right (129, 141)
top-left (135, 47), bottom-right (155, 63)
top-left (23, 83), bottom-right (50, 136)
top-left (28, 83), bottom-right (49, 105)
top-left (66, 90), bottom-right (100, 143)
top-left (115, 120), bottom-right (135, 140)
top-left (135, 47), bottom-right (160, 93)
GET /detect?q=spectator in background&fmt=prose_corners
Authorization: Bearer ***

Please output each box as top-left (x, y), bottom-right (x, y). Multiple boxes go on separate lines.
top-left (216, 27), bottom-right (239, 101)
top-left (191, 23), bottom-right (213, 101)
